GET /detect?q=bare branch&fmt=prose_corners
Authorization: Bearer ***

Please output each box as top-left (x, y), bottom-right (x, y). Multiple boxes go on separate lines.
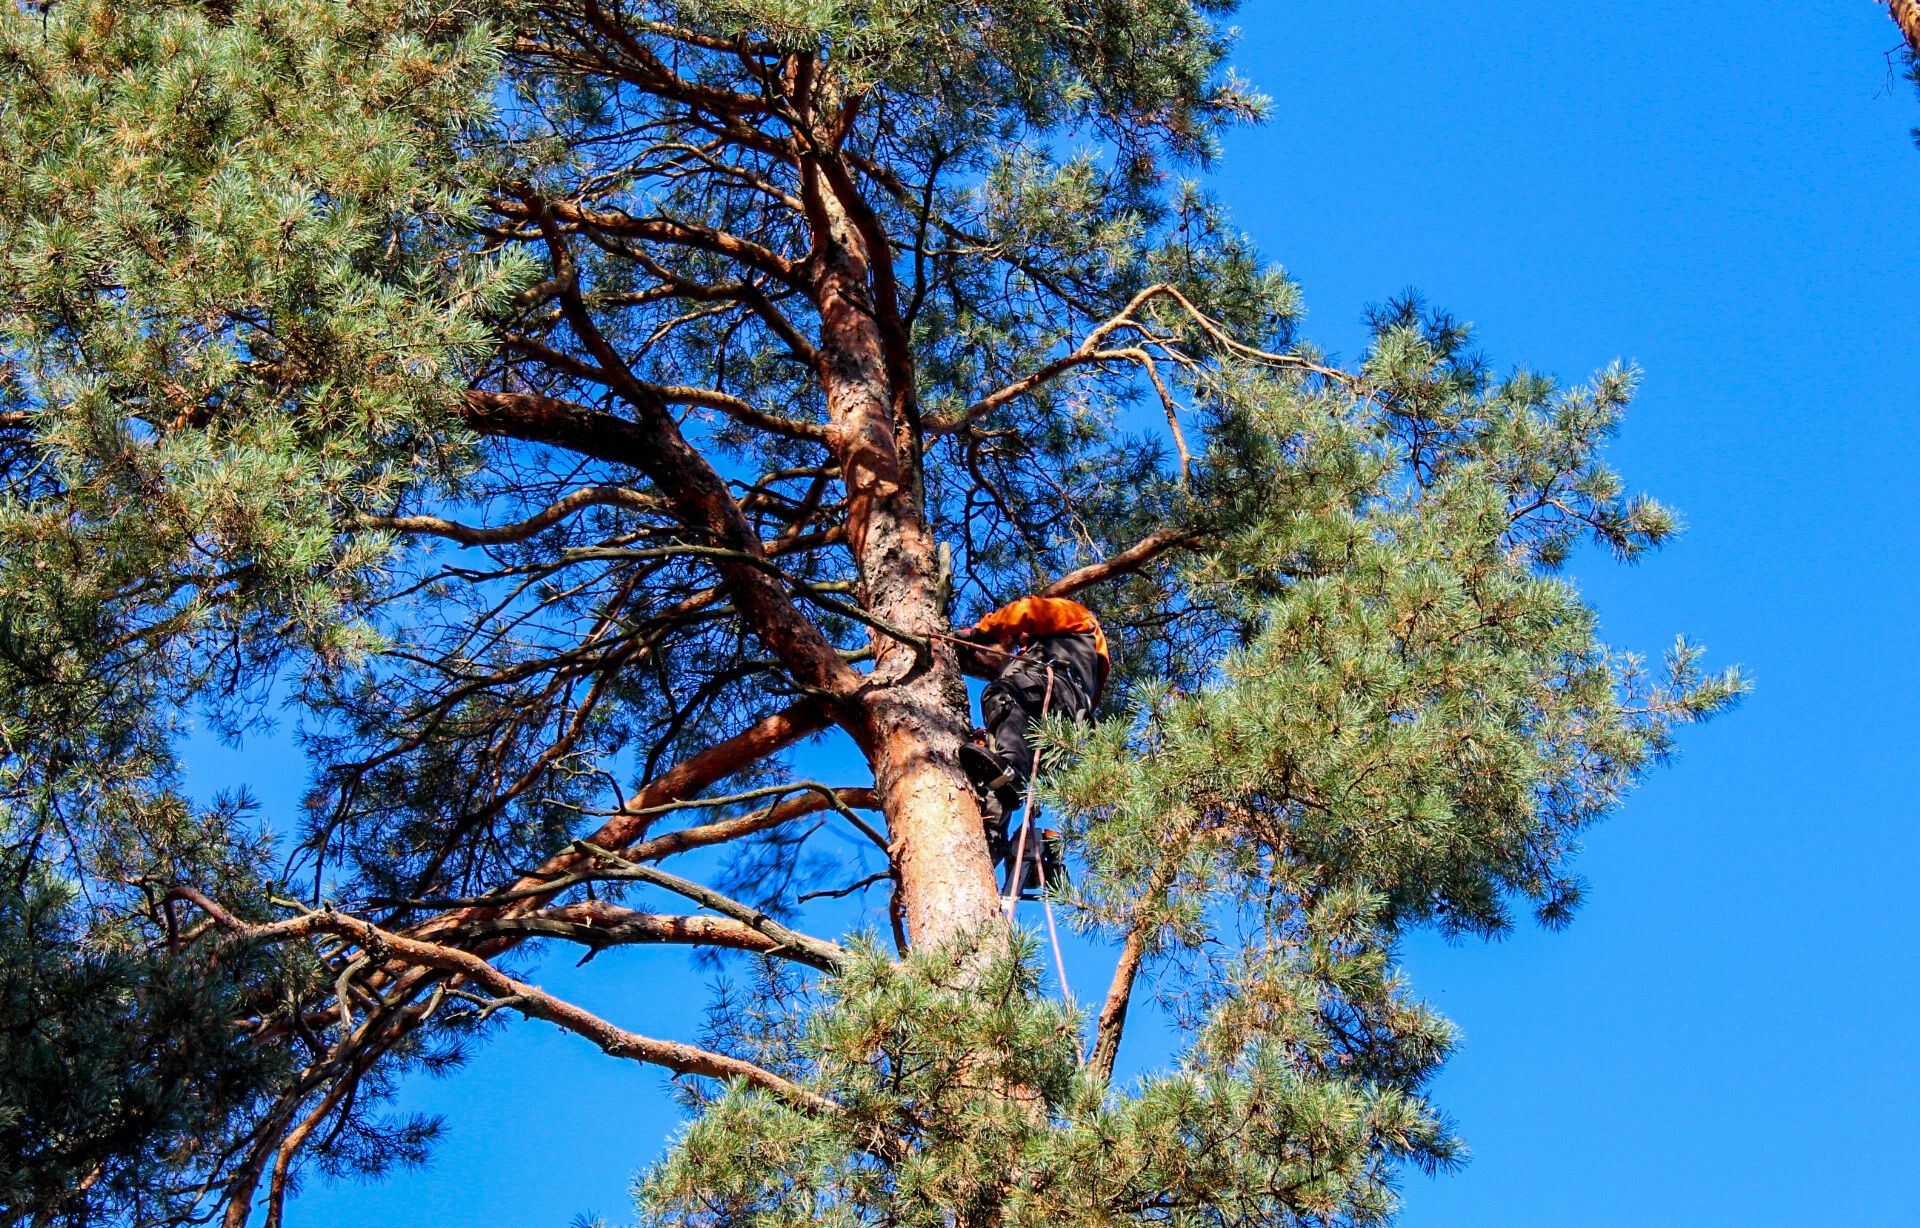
top-left (172, 887), bottom-right (837, 1112)
top-left (929, 282), bottom-right (1354, 436)
top-left (651, 382), bottom-right (829, 443)
top-left (797, 871), bottom-right (889, 904)
top-left (572, 841), bottom-right (849, 971)
top-left (348, 486), bottom-right (661, 546)
top-left (1089, 813), bottom-right (1204, 1082)
top-left (1115, 345), bottom-right (1192, 483)
top-left (627, 786), bottom-right (878, 862)
top-left (497, 195), bottom-right (806, 289)
top-left (408, 702), bottom-right (834, 944)
top-left (459, 901), bottom-right (847, 972)
top-left (457, 388), bottom-right (854, 702)
top-left (1041, 526), bottom-right (1204, 599)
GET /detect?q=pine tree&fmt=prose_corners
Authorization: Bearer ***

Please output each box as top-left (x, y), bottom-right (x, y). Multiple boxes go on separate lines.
top-left (0, 3), bottom-right (1741, 1225)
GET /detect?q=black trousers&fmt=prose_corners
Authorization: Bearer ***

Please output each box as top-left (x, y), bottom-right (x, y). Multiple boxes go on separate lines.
top-left (979, 632), bottom-right (1102, 785)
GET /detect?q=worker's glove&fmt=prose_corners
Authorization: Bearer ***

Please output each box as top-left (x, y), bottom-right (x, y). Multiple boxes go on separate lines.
top-left (955, 626), bottom-right (994, 646)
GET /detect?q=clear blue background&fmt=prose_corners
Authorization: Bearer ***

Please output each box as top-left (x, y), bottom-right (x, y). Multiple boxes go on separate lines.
top-left (259, 3), bottom-right (1919, 1223)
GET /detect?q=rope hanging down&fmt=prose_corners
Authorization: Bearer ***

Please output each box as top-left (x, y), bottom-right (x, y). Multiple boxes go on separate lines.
top-left (999, 666), bottom-right (1075, 1010)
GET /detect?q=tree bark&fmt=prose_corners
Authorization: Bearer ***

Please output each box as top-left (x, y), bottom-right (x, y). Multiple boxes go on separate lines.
top-left (792, 62), bottom-right (1006, 949)
top-left (1890, 1), bottom-right (1920, 57)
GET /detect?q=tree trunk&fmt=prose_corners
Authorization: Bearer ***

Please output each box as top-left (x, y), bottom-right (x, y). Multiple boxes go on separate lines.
top-left (818, 246), bottom-right (1004, 948)
top-left (797, 93), bottom-right (1005, 949)
top-left (863, 675), bottom-right (1008, 947)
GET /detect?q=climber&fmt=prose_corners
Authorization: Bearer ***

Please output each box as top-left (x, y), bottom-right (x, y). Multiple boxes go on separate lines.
top-left (954, 595), bottom-right (1109, 885)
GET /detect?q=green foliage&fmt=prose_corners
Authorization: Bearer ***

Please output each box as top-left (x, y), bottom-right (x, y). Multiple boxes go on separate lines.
top-left (673, 0), bottom-right (1260, 159)
top-left (0, 3), bottom-right (514, 1219)
top-left (643, 936), bottom-right (1453, 1227)
top-left (0, 869), bottom-right (290, 1226)
top-left (0, 0), bottom-right (516, 688)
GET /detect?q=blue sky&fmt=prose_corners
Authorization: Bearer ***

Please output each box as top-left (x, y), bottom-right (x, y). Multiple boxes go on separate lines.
top-left (264, 3), bottom-right (1920, 1224)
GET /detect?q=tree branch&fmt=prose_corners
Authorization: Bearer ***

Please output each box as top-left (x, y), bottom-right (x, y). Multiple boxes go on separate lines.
top-left (650, 381), bottom-right (829, 442)
top-left (348, 486), bottom-right (661, 546)
top-left (570, 841), bottom-right (848, 971)
top-left (929, 282), bottom-right (1353, 436)
top-left (1041, 526), bottom-right (1205, 599)
top-left (457, 386), bottom-right (854, 701)
top-left (524, 200), bottom-right (859, 699)
top-left (498, 196), bottom-right (805, 289)
top-left (172, 887), bottom-right (836, 1113)
top-left (458, 902), bottom-right (846, 972)
top-left (626, 785), bottom-right (878, 863)
top-left (1089, 812), bottom-right (1204, 1082)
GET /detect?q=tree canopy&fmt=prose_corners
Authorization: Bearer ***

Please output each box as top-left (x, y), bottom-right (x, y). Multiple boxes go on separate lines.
top-left (0, 3), bottom-right (1740, 1225)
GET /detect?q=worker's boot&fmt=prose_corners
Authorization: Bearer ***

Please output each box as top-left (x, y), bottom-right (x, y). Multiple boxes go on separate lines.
top-left (981, 794), bottom-right (1012, 868)
top-left (1011, 829), bottom-right (1070, 898)
top-left (963, 739), bottom-right (1022, 872)
top-left (984, 821), bottom-right (1010, 869)
top-left (982, 790), bottom-right (1024, 868)
top-left (961, 741), bottom-right (1024, 818)
top-left (1039, 828), bottom-right (1069, 891)
top-left (960, 739), bottom-right (1019, 798)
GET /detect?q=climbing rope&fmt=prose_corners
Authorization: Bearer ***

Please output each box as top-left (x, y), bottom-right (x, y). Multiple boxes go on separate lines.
top-left (999, 664), bottom-right (1050, 917)
top-left (930, 628), bottom-right (1077, 1004)
top-left (998, 665), bottom-right (1075, 1009)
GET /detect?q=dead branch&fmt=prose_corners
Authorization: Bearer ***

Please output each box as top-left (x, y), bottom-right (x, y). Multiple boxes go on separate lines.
top-left (1041, 526), bottom-right (1206, 599)
top-left (168, 886), bottom-right (837, 1113)
top-left (457, 902), bottom-right (847, 972)
top-left (570, 841), bottom-right (849, 971)
top-left (348, 486), bottom-right (661, 546)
